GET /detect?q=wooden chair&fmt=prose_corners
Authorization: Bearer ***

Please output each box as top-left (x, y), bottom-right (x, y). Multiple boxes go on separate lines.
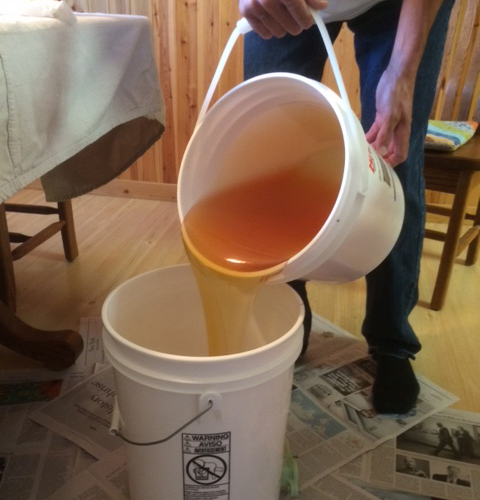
top-left (423, 0), bottom-right (480, 310)
top-left (0, 197), bottom-right (82, 370)
top-left (0, 198), bottom-right (78, 310)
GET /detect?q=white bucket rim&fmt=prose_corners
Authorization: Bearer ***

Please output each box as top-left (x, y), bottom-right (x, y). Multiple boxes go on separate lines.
top-left (177, 73), bottom-right (368, 281)
top-left (101, 264), bottom-right (305, 363)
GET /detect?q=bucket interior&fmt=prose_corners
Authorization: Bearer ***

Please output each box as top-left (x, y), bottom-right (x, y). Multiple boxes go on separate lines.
top-left (178, 75), bottom-right (349, 278)
top-left (102, 266), bottom-right (303, 358)
top-left (180, 75), bottom-right (346, 215)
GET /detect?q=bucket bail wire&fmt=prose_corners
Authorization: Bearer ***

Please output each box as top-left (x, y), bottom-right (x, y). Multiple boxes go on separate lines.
top-left (197, 8), bottom-right (352, 127)
top-left (110, 397), bottom-right (214, 446)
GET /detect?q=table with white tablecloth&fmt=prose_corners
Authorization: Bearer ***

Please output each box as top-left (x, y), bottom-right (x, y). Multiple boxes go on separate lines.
top-left (0, 12), bottom-right (165, 202)
top-left (0, 11), bottom-right (165, 369)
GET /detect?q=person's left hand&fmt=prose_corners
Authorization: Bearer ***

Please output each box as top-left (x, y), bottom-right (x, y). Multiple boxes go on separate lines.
top-left (365, 65), bottom-right (416, 167)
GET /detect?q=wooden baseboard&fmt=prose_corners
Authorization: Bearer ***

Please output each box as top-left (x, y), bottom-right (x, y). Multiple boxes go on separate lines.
top-left (90, 179), bottom-right (177, 201)
top-left (24, 181), bottom-right (472, 217)
top-left (27, 179), bottom-right (177, 202)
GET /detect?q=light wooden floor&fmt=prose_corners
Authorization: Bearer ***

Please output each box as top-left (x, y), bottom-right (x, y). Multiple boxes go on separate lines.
top-left (2, 189), bottom-right (479, 413)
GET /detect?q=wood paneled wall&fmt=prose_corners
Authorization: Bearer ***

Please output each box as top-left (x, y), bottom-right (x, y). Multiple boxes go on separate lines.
top-left (83, 0), bottom-right (360, 195)
top-left (83, 0), bottom-right (472, 211)
top-left (84, 0), bottom-right (243, 189)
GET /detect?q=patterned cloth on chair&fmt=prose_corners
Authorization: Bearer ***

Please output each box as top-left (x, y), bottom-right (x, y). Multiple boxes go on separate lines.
top-left (425, 120), bottom-right (478, 151)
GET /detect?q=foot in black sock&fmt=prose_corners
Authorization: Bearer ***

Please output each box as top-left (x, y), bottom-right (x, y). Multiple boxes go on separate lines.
top-left (372, 354), bottom-right (420, 414)
top-left (287, 280), bottom-right (312, 356)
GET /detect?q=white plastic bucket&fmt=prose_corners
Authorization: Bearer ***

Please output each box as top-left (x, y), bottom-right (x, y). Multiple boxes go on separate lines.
top-left (177, 12), bottom-right (405, 283)
top-left (102, 264), bottom-right (304, 500)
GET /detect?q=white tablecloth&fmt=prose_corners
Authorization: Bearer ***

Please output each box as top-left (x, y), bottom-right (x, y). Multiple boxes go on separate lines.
top-left (0, 13), bottom-right (165, 202)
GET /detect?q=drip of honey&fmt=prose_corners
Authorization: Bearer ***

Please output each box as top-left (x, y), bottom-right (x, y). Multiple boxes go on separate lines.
top-left (182, 102), bottom-right (344, 356)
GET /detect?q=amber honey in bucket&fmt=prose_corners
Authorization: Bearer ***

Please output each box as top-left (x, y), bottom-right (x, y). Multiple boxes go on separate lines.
top-left (182, 101), bottom-right (344, 356)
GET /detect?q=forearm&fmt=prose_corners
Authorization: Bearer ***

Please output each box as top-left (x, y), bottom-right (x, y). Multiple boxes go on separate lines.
top-left (390, 0), bottom-right (445, 82)
top-left (366, 0), bottom-right (446, 165)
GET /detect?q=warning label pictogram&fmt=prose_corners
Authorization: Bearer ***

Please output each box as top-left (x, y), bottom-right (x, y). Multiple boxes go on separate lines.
top-left (183, 432), bottom-right (231, 500)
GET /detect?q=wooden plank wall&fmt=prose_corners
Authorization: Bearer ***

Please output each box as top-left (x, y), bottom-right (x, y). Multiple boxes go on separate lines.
top-left (83, 0), bottom-right (243, 191)
top-left (83, 0), bottom-right (360, 197)
top-left (83, 0), bottom-right (474, 210)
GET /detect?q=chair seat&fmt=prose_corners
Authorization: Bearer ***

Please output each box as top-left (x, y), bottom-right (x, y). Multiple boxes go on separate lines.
top-left (425, 134), bottom-right (480, 195)
top-left (425, 133), bottom-right (480, 170)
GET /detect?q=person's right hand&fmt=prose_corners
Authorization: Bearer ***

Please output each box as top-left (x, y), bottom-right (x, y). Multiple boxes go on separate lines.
top-left (365, 65), bottom-right (415, 167)
top-left (238, 0), bottom-right (329, 39)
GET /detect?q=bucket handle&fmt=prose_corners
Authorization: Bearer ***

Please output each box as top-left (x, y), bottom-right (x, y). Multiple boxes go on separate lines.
top-left (110, 397), bottom-right (214, 447)
top-left (196, 8), bottom-right (351, 129)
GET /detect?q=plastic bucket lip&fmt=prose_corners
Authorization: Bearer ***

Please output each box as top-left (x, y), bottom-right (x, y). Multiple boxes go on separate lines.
top-left (177, 72), bottom-right (368, 281)
top-left (101, 264), bottom-right (305, 364)
top-left (104, 339), bottom-right (301, 392)
top-left (102, 264), bottom-right (305, 391)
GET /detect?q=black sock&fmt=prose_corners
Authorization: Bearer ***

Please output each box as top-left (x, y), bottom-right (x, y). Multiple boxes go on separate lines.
top-left (287, 280), bottom-right (312, 356)
top-left (372, 354), bottom-right (420, 414)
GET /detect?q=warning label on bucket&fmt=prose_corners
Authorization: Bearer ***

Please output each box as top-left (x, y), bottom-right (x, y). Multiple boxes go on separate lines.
top-left (182, 432), bottom-right (231, 500)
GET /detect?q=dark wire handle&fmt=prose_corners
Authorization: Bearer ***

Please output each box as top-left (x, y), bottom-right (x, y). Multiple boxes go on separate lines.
top-left (111, 399), bottom-right (214, 447)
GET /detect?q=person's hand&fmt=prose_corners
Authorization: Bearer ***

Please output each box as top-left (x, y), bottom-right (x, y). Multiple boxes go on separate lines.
top-left (365, 64), bottom-right (416, 167)
top-left (238, 0), bottom-right (329, 39)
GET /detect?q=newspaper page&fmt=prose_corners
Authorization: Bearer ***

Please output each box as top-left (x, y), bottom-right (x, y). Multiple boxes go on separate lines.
top-left (339, 408), bottom-right (480, 500)
top-left (48, 450), bottom-right (396, 500)
top-left (300, 473), bottom-right (448, 500)
top-left (346, 476), bottom-right (437, 500)
top-left (288, 315), bottom-right (459, 491)
top-left (29, 365), bottom-right (121, 459)
top-left (29, 316), bottom-right (459, 494)
top-left (0, 318), bottom-right (104, 500)
top-left (5, 314), bottom-right (461, 499)
top-left (292, 472), bottom-right (385, 500)
top-left (46, 449), bottom-right (129, 500)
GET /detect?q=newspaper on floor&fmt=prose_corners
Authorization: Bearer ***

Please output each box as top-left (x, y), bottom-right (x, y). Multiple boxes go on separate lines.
top-left (0, 317), bottom-right (105, 500)
top-left (29, 364), bottom-right (120, 459)
top-left (51, 452), bottom-right (437, 500)
top-left (60, 450), bottom-right (440, 500)
top-left (343, 476), bottom-right (436, 500)
top-left (290, 472), bottom-right (428, 500)
top-left (26, 315), bottom-right (459, 499)
top-left (339, 407), bottom-right (480, 500)
top-left (287, 315), bottom-right (459, 491)
top-left (46, 448), bottom-right (129, 500)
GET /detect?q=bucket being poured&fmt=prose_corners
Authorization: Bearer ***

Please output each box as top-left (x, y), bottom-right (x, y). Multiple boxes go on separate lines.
top-left (178, 11), bottom-right (405, 283)
top-left (102, 264), bottom-right (304, 500)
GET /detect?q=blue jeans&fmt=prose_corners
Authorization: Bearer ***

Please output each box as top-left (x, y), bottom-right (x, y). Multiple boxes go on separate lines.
top-left (244, 0), bottom-right (454, 358)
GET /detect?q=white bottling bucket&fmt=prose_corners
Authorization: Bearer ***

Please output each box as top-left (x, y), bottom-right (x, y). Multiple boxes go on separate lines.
top-left (102, 264), bottom-right (304, 500)
top-left (177, 12), bottom-right (405, 284)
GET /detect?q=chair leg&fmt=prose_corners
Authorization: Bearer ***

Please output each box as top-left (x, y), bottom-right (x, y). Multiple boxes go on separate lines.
top-left (0, 200), bottom-right (82, 370)
top-left (0, 298), bottom-right (84, 370)
top-left (465, 196), bottom-right (480, 266)
top-left (430, 172), bottom-right (471, 311)
top-left (58, 200), bottom-right (79, 262)
top-left (0, 203), bottom-right (16, 311)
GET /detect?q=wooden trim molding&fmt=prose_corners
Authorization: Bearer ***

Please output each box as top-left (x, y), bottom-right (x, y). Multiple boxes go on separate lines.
top-left (27, 179), bottom-right (177, 202)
